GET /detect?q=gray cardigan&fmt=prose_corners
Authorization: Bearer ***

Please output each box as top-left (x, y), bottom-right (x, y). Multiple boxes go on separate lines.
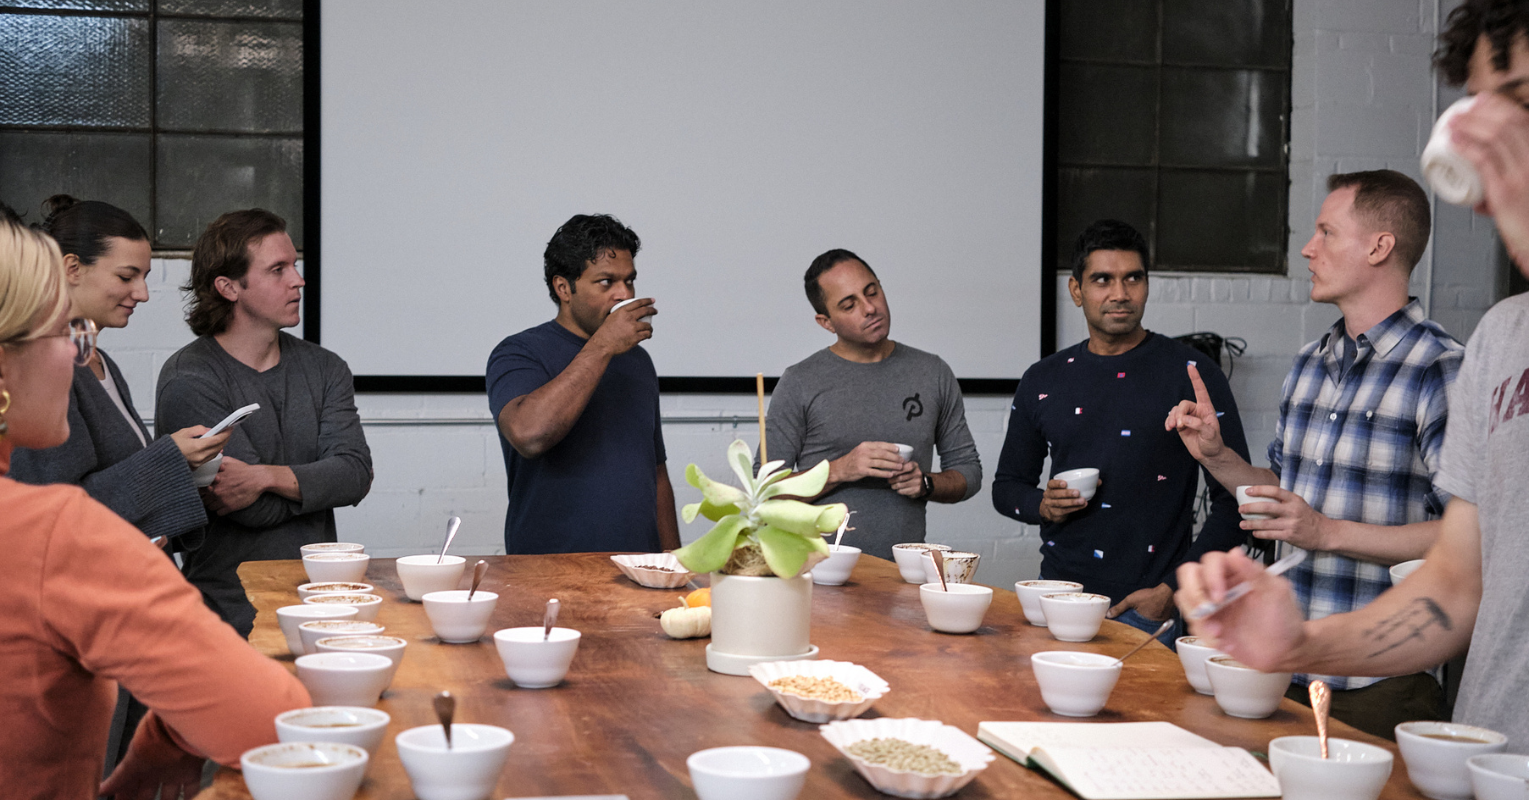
top-left (9, 351), bottom-right (207, 542)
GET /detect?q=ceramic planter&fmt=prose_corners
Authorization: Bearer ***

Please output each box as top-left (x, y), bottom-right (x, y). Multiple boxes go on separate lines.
top-left (705, 571), bottom-right (818, 675)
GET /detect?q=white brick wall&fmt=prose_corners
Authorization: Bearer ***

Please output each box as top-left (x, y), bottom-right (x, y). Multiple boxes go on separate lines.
top-left (97, 0), bottom-right (1502, 591)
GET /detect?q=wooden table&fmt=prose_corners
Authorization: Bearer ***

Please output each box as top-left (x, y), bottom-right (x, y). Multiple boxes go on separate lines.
top-left (207, 554), bottom-right (1424, 799)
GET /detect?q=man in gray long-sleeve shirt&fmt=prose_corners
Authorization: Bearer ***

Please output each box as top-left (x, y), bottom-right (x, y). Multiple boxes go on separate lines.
top-left (156, 209), bottom-right (371, 636)
top-left (766, 249), bottom-right (982, 561)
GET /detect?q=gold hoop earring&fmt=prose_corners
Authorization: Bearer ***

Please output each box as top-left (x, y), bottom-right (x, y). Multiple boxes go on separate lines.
top-left (0, 388), bottom-right (10, 437)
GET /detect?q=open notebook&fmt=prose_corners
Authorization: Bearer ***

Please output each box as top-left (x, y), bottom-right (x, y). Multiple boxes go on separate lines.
top-left (977, 721), bottom-right (1281, 800)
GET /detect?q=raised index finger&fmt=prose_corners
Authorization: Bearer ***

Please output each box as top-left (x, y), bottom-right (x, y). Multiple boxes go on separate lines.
top-left (1187, 362), bottom-right (1216, 412)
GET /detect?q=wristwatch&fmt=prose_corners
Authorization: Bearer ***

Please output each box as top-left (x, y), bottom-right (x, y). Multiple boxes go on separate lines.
top-left (920, 473), bottom-right (934, 499)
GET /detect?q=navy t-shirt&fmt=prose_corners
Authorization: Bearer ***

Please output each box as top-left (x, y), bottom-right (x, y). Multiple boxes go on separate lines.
top-left (486, 320), bottom-right (666, 554)
top-left (991, 332), bottom-right (1250, 602)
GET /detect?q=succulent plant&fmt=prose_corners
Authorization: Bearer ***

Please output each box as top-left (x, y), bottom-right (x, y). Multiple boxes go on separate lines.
top-left (672, 439), bottom-right (849, 578)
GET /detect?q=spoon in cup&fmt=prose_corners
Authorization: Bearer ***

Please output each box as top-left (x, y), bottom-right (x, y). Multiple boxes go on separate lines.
top-left (437, 516), bottom-right (462, 564)
top-left (931, 549), bottom-right (949, 592)
top-left (467, 559), bottom-right (488, 601)
top-left (1309, 680), bottom-right (1332, 758)
top-left (433, 690), bottom-right (454, 749)
top-left (1111, 620), bottom-right (1175, 666)
top-left (543, 598), bottom-right (560, 641)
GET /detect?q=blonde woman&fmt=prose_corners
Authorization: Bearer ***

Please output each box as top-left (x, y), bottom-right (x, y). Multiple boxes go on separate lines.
top-left (0, 206), bottom-right (308, 799)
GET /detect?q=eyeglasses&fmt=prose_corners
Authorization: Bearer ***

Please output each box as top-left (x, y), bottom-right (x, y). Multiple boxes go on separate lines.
top-left (31, 318), bottom-right (98, 366)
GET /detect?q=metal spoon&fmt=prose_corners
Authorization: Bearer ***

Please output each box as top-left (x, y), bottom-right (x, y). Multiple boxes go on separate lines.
top-left (931, 549), bottom-right (949, 592)
top-left (466, 559), bottom-right (488, 601)
top-left (433, 690), bottom-right (454, 749)
top-left (543, 598), bottom-right (560, 640)
top-left (1112, 620), bottom-right (1175, 666)
top-left (437, 515), bottom-right (462, 564)
top-left (1309, 680), bottom-right (1332, 759)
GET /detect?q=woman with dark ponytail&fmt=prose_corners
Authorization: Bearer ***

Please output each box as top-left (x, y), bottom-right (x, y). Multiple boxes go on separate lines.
top-left (9, 195), bottom-right (231, 538)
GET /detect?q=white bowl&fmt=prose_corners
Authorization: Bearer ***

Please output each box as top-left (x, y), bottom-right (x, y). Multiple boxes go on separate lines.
top-left (819, 717), bottom-right (994, 799)
top-left (611, 553), bottom-right (695, 589)
top-left (191, 452), bottom-right (222, 488)
top-left (811, 545), bottom-right (861, 586)
top-left (276, 604), bottom-right (358, 655)
top-left (688, 746), bottom-right (809, 800)
top-left (492, 626), bottom-right (581, 688)
top-left (241, 741), bottom-right (368, 800)
top-left (1205, 656), bottom-right (1291, 719)
top-left (1468, 754), bottom-right (1529, 800)
top-left (296, 652), bottom-right (394, 708)
top-left (1053, 468), bottom-right (1099, 501)
top-left (302, 552), bottom-right (370, 584)
top-left (297, 582), bottom-right (374, 601)
top-left (1014, 580), bottom-right (1083, 626)
top-left (749, 659), bottom-right (888, 723)
top-left (1031, 651), bottom-right (1122, 717)
top-left (315, 635), bottom-right (407, 686)
top-left (1270, 736), bottom-right (1393, 800)
top-left (1390, 558), bottom-right (1425, 585)
top-left (1175, 635), bottom-right (1224, 695)
top-left (301, 542), bottom-right (365, 556)
top-left (919, 583), bottom-right (993, 634)
top-left (396, 723), bottom-right (514, 800)
top-left (1038, 591), bottom-right (1110, 642)
top-left (1236, 485), bottom-right (1278, 520)
top-left (422, 590), bottom-right (498, 643)
top-left (298, 620), bottom-right (385, 656)
top-left (920, 550), bottom-right (980, 585)
top-left (303, 593), bottom-right (383, 622)
top-left (891, 543), bottom-right (951, 584)
top-left (1396, 720), bottom-right (1507, 800)
top-left (395, 555), bottom-right (467, 601)
top-left (275, 706), bottom-right (391, 756)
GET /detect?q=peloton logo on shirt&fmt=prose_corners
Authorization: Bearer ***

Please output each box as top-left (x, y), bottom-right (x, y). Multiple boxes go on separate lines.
top-left (902, 393), bottom-right (924, 421)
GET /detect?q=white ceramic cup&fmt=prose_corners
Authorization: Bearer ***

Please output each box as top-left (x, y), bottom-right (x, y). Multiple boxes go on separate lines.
top-left (315, 635), bottom-right (407, 686)
top-left (275, 706), bottom-right (391, 757)
top-left (296, 652), bottom-right (394, 708)
top-left (1053, 468), bottom-right (1099, 501)
top-left (1395, 720), bottom-right (1508, 800)
top-left (811, 545), bottom-right (861, 586)
top-left (1390, 558), bottom-right (1425, 585)
top-left (1422, 96), bottom-right (1485, 207)
top-left (894, 443), bottom-right (914, 462)
top-left (298, 620), bottom-right (385, 656)
top-left (891, 543), bottom-right (951, 584)
top-left (191, 452), bottom-right (222, 488)
top-left (493, 626), bottom-right (582, 688)
top-left (1467, 754), bottom-right (1529, 800)
top-left (396, 555), bottom-right (468, 602)
top-left (1175, 635), bottom-right (1224, 695)
top-left (1031, 651), bottom-right (1123, 717)
top-left (687, 745), bottom-right (810, 800)
top-left (1204, 656), bottom-right (1292, 719)
top-left (919, 582), bottom-right (993, 634)
top-left (610, 297), bottom-right (656, 324)
top-left (1038, 592), bottom-right (1110, 642)
top-left (1269, 736), bottom-right (1393, 800)
top-left (1014, 580), bottom-right (1083, 626)
top-left (303, 593), bottom-right (383, 622)
top-left (1235, 485), bottom-right (1278, 520)
top-left (302, 552), bottom-right (370, 584)
top-left (277, 604), bottom-right (359, 655)
top-left (422, 590), bottom-right (498, 643)
top-left (241, 741), bottom-right (368, 800)
top-left (297, 582), bottom-right (374, 601)
top-left (396, 723), bottom-right (515, 800)
top-left (920, 549), bottom-right (980, 585)
top-left (300, 542), bottom-right (365, 556)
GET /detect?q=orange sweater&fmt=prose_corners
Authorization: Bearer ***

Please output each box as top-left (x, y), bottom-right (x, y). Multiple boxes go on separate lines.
top-left (0, 451), bottom-right (310, 799)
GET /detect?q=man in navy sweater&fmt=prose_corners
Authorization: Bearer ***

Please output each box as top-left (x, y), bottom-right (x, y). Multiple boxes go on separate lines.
top-left (993, 220), bottom-right (1249, 644)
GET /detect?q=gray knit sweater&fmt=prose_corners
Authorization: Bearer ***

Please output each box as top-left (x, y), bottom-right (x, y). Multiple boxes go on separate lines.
top-left (10, 351), bottom-right (207, 542)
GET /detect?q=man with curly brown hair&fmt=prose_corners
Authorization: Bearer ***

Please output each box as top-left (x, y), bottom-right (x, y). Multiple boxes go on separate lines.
top-left (1171, 0), bottom-right (1529, 751)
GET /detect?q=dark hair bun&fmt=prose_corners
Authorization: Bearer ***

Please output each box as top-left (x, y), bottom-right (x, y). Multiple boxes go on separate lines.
top-left (42, 194), bottom-right (80, 229)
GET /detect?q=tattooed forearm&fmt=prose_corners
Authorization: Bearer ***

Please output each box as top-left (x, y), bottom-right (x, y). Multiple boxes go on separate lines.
top-left (1363, 598), bottom-right (1452, 659)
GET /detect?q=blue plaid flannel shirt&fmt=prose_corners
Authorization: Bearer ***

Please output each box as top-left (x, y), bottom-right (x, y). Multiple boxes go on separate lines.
top-left (1269, 299), bottom-right (1462, 690)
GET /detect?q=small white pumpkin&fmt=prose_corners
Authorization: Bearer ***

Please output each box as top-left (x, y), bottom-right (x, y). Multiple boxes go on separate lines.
top-left (660, 604), bottom-right (711, 639)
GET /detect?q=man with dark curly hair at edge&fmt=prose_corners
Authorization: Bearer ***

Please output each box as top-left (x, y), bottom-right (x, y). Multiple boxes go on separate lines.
top-left (1172, 0), bottom-right (1529, 753)
top-left (487, 214), bottom-right (679, 554)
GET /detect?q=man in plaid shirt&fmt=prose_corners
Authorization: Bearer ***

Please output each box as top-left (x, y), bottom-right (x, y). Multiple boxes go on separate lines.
top-left (1163, 169), bottom-right (1463, 739)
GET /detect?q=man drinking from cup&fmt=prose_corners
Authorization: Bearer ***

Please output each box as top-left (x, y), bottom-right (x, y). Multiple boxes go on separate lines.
top-left (1165, 171), bottom-right (1463, 739)
top-left (762, 248), bottom-right (984, 560)
top-left (1173, 0), bottom-right (1529, 754)
top-left (993, 220), bottom-right (1250, 646)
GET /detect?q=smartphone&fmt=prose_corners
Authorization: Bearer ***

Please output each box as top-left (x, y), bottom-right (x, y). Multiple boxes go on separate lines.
top-left (199, 403), bottom-right (261, 438)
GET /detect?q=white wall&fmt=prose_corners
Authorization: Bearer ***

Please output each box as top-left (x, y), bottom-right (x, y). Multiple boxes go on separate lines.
top-left (106, 0), bottom-right (1503, 590)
